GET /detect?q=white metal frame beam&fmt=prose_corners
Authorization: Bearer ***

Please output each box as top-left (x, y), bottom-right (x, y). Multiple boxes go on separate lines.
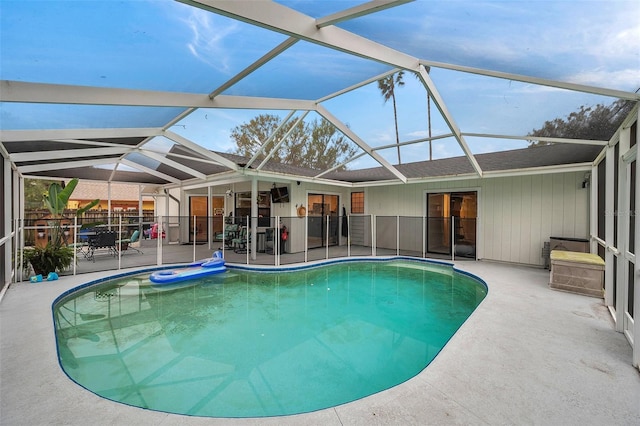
top-left (0, 80), bottom-right (317, 110)
top-left (316, 0), bottom-right (412, 28)
top-left (10, 146), bottom-right (133, 162)
top-left (119, 159), bottom-right (180, 184)
top-left (257, 111), bottom-right (309, 170)
top-left (163, 130), bottom-right (240, 171)
top-left (461, 133), bottom-right (609, 146)
top-left (183, 0), bottom-right (420, 70)
top-left (373, 133), bottom-right (456, 152)
top-left (420, 60), bottom-right (640, 102)
top-left (245, 110), bottom-right (297, 169)
top-left (137, 149), bottom-right (207, 180)
top-left (316, 104), bottom-right (407, 183)
top-left (415, 65), bottom-right (483, 176)
top-left (0, 127), bottom-right (161, 142)
top-left (315, 152), bottom-right (368, 179)
top-left (18, 157), bottom-right (118, 174)
top-left (209, 37), bottom-right (299, 99)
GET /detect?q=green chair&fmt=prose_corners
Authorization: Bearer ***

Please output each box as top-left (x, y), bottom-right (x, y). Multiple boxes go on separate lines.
top-left (117, 229), bottom-right (143, 254)
top-left (232, 227), bottom-right (250, 253)
top-left (217, 223), bottom-right (238, 249)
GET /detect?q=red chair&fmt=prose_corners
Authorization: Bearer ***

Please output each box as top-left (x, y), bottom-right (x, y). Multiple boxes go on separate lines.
top-left (150, 223), bottom-right (165, 239)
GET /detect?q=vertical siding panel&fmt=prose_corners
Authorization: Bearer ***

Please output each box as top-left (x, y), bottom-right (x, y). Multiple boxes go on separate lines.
top-left (529, 175), bottom-right (543, 265)
top-left (574, 172), bottom-right (590, 238)
top-left (481, 180), bottom-right (493, 260)
top-left (519, 175), bottom-right (532, 264)
top-left (563, 173), bottom-right (577, 237)
top-left (492, 178), bottom-right (504, 261)
top-left (507, 176), bottom-right (521, 262)
top-left (540, 174), bottom-right (554, 247)
top-left (480, 179), bottom-right (493, 259)
top-left (413, 185), bottom-right (422, 217)
top-left (551, 174), bottom-right (565, 237)
top-left (483, 179), bottom-right (493, 261)
top-left (398, 186), bottom-right (409, 215)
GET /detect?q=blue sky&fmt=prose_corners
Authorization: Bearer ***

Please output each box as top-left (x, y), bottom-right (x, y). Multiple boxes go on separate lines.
top-left (1, 0), bottom-right (638, 170)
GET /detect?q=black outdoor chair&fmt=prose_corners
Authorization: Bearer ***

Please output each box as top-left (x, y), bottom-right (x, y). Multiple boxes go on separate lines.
top-left (86, 230), bottom-right (118, 262)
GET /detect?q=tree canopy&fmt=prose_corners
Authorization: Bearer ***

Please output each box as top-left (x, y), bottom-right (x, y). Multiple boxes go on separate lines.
top-left (528, 99), bottom-right (634, 146)
top-left (24, 179), bottom-right (60, 210)
top-left (230, 114), bottom-right (358, 170)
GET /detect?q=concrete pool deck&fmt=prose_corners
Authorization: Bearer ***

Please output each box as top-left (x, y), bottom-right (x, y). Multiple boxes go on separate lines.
top-left (1, 260), bottom-right (639, 425)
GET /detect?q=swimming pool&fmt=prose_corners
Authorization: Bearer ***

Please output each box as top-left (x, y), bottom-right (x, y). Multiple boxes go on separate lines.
top-left (53, 258), bottom-right (486, 418)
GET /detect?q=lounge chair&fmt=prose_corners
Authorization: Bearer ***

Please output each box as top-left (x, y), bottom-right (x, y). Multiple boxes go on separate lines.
top-left (117, 229), bottom-right (143, 254)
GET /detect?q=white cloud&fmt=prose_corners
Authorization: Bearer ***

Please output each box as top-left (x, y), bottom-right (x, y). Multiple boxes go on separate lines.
top-left (570, 68), bottom-right (640, 90)
top-left (181, 9), bottom-right (239, 73)
top-left (406, 130), bottom-right (428, 139)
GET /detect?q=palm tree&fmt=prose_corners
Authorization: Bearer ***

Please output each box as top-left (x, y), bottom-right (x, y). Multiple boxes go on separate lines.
top-left (412, 66), bottom-right (433, 160)
top-left (377, 71), bottom-right (405, 164)
top-left (423, 66), bottom-right (432, 160)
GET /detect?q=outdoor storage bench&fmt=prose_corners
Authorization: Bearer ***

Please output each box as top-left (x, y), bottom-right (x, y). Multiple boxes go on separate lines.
top-left (549, 250), bottom-right (604, 298)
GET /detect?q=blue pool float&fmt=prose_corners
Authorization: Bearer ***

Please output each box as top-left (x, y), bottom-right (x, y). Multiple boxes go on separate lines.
top-left (150, 251), bottom-right (226, 284)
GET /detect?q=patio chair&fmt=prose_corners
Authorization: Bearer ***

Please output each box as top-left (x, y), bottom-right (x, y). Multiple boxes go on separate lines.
top-left (68, 228), bottom-right (94, 259)
top-left (216, 223), bottom-right (238, 249)
top-left (117, 229), bottom-right (143, 254)
top-left (265, 227), bottom-right (275, 254)
top-left (86, 230), bottom-right (118, 262)
top-left (232, 226), bottom-right (250, 253)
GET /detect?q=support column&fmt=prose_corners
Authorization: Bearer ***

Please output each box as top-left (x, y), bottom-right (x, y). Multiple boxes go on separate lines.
top-left (107, 182), bottom-right (112, 227)
top-left (18, 175), bottom-right (25, 282)
top-left (2, 157), bottom-right (11, 286)
top-left (138, 184), bottom-right (143, 229)
top-left (604, 145), bottom-right (617, 314)
top-left (589, 165), bottom-right (598, 254)
top-left (250, 178), bottom-right (258, 260)
top-left (635, 116), bottom-right (640, 371)
top-left (208, 185), bottom-right (213, 250)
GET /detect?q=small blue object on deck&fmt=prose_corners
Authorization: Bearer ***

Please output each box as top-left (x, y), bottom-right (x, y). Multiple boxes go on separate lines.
top-left (46, 272), bottom-right (59, 281)
top-left (149, 251), bottom-right (226, 284)
top-left (29, 274), bottom-right (43, 283)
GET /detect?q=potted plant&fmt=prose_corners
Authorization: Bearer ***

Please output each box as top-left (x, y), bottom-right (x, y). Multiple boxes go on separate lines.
top-left (22, 178), bottom-right (99, 276)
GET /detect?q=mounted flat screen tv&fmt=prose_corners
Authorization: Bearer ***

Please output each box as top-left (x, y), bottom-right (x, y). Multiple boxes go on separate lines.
top-left (271, 186), bottom-right (290, 203)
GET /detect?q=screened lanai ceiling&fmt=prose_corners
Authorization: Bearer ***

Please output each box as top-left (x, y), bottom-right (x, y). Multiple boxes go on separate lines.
top-left (1, 0), bottom-right (639, 188)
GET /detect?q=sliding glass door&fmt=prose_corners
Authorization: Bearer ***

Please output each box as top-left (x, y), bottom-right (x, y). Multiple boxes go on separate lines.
top-left (307, 194), bottom-right (339, 249)
top-left (427, 191), bottom-right (477, 257)
top-left (189, 196), bottom-right (208, 243)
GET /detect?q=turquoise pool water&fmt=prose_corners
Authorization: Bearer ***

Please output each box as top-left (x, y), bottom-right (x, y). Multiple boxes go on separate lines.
top-left (53, 259), bottom-right (486, 418)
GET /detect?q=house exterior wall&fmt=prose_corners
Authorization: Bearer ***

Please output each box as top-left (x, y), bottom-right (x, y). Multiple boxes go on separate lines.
top-left (364, 170), bottom-right (589, 267)
top-left (175, 170), bottom-right (589, 267)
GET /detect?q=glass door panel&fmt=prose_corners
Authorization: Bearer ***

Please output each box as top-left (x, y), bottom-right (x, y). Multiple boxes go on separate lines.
top-left (212, 196), bottom-right (224, 242)
top-left (189, 196), bottom-right (208, 243)
top-left (427, 191), bottom-right (477, 257)
top-left (452, 192), bottom-right (478, 258)
top-left (427, 193), bottom-right (449, 254)
top-left (307, 193), bottom-right (339, 249)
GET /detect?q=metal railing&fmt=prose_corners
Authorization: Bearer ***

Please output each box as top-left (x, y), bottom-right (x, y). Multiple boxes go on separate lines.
top-left (14, 214), bottom-right (477, 281)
